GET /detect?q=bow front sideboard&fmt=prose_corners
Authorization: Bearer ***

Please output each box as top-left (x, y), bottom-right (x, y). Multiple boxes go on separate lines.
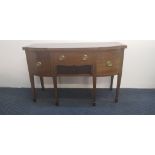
top-left (23, 42), bottom-right (127, 106)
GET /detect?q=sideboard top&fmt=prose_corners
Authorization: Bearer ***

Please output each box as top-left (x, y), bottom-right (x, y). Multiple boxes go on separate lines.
top-left (23, 42), bottom-right (127, 50)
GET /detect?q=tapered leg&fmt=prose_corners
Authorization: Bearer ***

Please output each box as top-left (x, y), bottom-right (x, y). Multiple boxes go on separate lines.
top-left (110, 75), bottom-right (114, 91)
top-left (92, 76), bottom-right (96, 106)
top-left (40, 76), bottom-right (45, 90)
top-left (30, 74), bottom-right (36, 102)
top-left (53, 77), bottom-right (59, 106)
top-left (115, 74), bottom-right (122, 103)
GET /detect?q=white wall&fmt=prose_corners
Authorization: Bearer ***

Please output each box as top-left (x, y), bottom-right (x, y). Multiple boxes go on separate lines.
top-left (0, 40), bottom-right (155, 88)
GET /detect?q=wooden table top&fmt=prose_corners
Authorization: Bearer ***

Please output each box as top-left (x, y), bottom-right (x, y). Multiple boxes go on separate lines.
top-left (23, 42), bottom-right (127, 49)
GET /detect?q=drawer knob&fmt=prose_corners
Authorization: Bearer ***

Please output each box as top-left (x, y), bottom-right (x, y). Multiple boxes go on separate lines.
top-left (59, 55), bottom-right (65, 61)
top-left (36, 61), bottom-right (42, 67)
top-left (106, 61), bottom-right (113, 67)
top-left (82, 54), bottom-right (88, 61)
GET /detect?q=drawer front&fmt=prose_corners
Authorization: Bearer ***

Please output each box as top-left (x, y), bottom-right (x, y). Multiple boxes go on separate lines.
top-left (26, 50), bottom-right (53, 76)
top-left (54, 49), bottom-right (94, 66)
top-left (96, 49), bottom-right (124, 76)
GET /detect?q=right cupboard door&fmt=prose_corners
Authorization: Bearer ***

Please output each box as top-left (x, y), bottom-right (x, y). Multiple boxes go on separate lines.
top-left (96, 49), bottom-right (124, 76)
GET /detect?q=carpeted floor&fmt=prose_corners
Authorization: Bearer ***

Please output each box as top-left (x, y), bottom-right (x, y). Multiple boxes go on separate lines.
top-left (0, 88), bottom-right (155, 115)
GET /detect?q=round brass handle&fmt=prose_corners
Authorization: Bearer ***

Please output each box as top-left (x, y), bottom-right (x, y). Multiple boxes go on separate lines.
top-left (36, 61), bottom-right (42, 67)
top-left (82, 54), bottom-right (88, 61)
top-left (59, 55), bottom-right (65, 61)
top-left (106, 60), bottom-right (113, 67)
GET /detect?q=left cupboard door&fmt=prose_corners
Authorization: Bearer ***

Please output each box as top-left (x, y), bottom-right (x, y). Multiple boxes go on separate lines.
top-left (25, 50), bottom-right (53, 76)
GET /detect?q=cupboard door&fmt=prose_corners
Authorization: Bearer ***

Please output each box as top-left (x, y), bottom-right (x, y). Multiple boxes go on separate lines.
top-left (96, 49), bottom-right (124, 76)
top-left (26, 50), bottom-right (53, 76)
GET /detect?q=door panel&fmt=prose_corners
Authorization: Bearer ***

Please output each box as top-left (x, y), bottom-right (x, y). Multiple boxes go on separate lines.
top-left (96, 49), bottom-right (124, 76)
top-left (26, 50), bottom-right (53, 76)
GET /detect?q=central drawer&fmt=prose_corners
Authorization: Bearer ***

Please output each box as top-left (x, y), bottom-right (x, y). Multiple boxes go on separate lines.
top-left (54, 49), bottom-right (94, 66)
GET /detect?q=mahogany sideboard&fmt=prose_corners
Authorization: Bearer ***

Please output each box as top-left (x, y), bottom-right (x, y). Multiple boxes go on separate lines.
top-left (23, 42), bottom-right (127, 106)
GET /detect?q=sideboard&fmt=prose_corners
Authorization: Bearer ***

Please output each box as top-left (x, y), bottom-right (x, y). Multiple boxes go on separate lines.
top-left (23, 42), bottom-right (127, 106)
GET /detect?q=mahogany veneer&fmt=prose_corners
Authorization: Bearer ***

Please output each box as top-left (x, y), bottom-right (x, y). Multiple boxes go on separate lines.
top-left (23, 42), bottom-right (127, 106)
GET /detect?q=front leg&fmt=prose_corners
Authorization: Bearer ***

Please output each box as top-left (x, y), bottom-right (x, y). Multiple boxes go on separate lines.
top-left (30, 74), bottom-right (37, 102)
top-left (92, 76), bottom-right (96, 106)
top-left (53, 76), bottom-right (59, 106)
top-left (115, 74), bottom-right (122, 103)
top-left (40, 76), bottom-right (45, 90)
top-left (110, 75), bottom-right (114, 91)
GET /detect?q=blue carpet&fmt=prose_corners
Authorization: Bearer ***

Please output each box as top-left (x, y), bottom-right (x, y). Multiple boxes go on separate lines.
top-left (0, 88), bottom-right (155, 115)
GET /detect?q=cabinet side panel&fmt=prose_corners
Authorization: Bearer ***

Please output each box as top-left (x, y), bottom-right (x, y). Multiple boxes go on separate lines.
top-left (25, 50), bottom-right (37, 75)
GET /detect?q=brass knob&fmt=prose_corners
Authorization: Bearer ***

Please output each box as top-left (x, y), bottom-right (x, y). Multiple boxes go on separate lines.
top-left (106, 60), bottom-right (113, 67)
top-left (36, 61), bottom-right (42, 67)
top-left (59, 55), bottom-right (65, 61)
top-left (82, 54), bottom-right (88, 61)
